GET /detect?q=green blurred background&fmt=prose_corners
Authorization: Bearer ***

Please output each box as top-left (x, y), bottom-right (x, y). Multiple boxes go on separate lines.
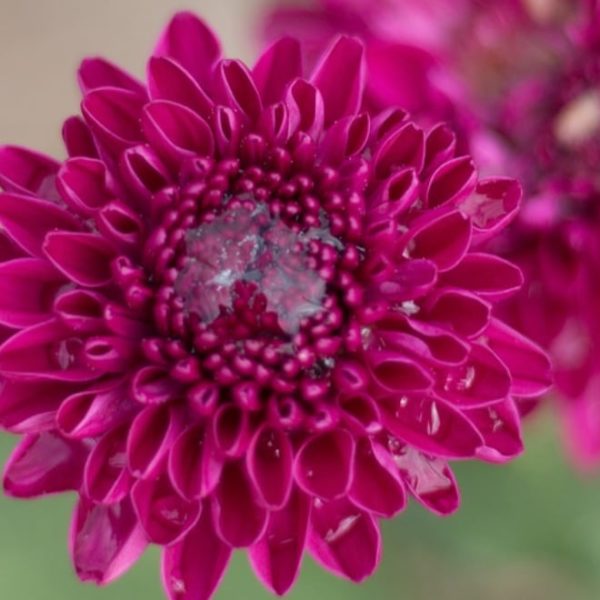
top-left (3, 411), bottom-right (600, 600)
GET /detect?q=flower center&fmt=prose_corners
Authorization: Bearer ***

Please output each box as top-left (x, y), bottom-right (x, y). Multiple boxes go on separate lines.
top-left (174, 202), bottom-right (330, 335)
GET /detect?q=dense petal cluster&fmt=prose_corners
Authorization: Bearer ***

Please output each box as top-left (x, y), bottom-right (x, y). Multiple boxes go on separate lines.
top-left (266, 0), bottom-right (600, 468)
top-left (0, 12), bottom-right (551, 600)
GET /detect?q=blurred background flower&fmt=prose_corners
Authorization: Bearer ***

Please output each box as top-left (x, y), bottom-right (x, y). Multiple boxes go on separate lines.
top-left (0, 1), bottom-right (599, 600)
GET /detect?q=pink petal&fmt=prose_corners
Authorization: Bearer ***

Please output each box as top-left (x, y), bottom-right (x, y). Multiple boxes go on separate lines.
top-left (3, 432), bottom-right (86, 497)
top-left (460, 177), bottom-right (522, 239)
top-left (0, 258), bottom-right (64, 327)
top-left (81, 87), bottom-right (145, 155)
top-left (440, 253), bottom-right (523, 300)
top-left (0, 380), bottom-right (78, 433)
top-left (308, 497), bottom-right (381, 582)
top-left (0, 319), bottom-right (99, 381)
top-left (425, 289), bottom-right (491, 338)
top-left (390, 444), bottom-right (460, 515)
top-left (249, 487), bottom-right (310, 595)
top-left (320, 113), bottom-right (370, 165)
top-left (57, 379), bottom-right (136, 439)
top-left (350, 438), bottom-right (406, 517)
top-left (70, 496), bottom-right (147, 585)
top-left (118, 145), bottom-right (171, 203)
top-left (168, 423), bottom-right (224, 501)
top-left (131, 473), bottom-right (201, 546)
top-left (401, 209), bottom-right (472, 272)
top-left (424, 124), bottom-right (457, 175)
top-left (162, 507), bottom-right (231, 600)
top-left (62, 116), bottom-right (98, 159)
top-left (44, 231), bottom-right (115, 287)
top-left (78, 58), bottom-right (146, 96)
top-left (127, 405), bottom-right (182, 479)
top-left (469, 399), bottom-right (524, 463)
top-left (247, 424), bottom-right (294, 509)
top-left (213, 60), bottom-right (262, 122)
top-left (286, 79), bottom-right (325, 139)
top-left (57, 157), bottom-right (114, 216)
top-left (95, 201), bottom-right (145, 252)
top-left (253, 37), bottom-right (302, 104)
top-left (147, 57), bottom-right (214, 121)
top-left (83, 425), bottom-right (132, 504)
top-left (380, 394), bottom-right (483, 458)
top-left (54, 289), bottom-right (106, 334)
top-left (211, 404), bottom-right (251, 459)
top-left (486, 318), bottom-right (553, 397)
top-left (311, 36), bottom-right (365, 126)
top-left (212, 461), bottom-right (269, 548)
top-left (0, 146), bottom-right (59, 197)
top-left (374, 122), bottom-right (426, 178)
top-left (153, 12), bottom-right (221, 87)
top-left (142, 100), bottom-right (214, 168)
top-left (0, 192), bottom-right (80, 257)
top-left (295, 430), bottom-right (355, 500)
top-left (368, 350), bottom-right (434, 393)
top-left (437, 343), bottom-right (512, 407)
top-left (426, 156), bottom-right (477, 208)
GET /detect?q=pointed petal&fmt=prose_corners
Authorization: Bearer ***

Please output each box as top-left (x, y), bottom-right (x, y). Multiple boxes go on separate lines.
top-left (350, 438), bottom-right (406, 518)
top-left (3, 432), bottom-right (86, 497)
top-left (308, 497), bottom-right (381, 582)
top-left (44, 231), bottom-right (115, 287)
top-left (132, 473), bottom-right (201, 546)
top-left (0, 192), bottom-right (80, 257)
top-left (162, 507), bottom-right (231, 600)
top-left (62, 116), bottom-right (98, 159)
top-left (212, 461), bottom-right (268, 547)
top-left (213, 60), bottom-right (262, 122)
top-left (70, 496), bottom-right (147, 585)
top-left (249, 487), bottom-right (310, 595)
top-left (0, 319), bottom-right (99, 381)
top-left (390, 444), bottom-right (460, 515)
top-left (0, 380), bottom-right (78, 433)
top-left (0, 146), bottom-right (59, 197)
top-left (380, 394), bottom-right (483, 458)
top-left (168, 424), bottom-right (224, 501)
top-left (127, 405), bottom-right (182, 479)
top-left (253, 37), bottom-right (302, 104)
top-left (247, 424), bottom-right (294, 509)
top-left (78, 58), bottom-right (147, 96)
top-left (486, 318), bottom-right (553, 397)
top-left (153, 12), bottom-right (221, 87)
top-left (83, 426), bottom-right (132, 504)
top-left (0, 258), bottom-right (64, 327)
top-left (311, 37), bottom-right (365, 126)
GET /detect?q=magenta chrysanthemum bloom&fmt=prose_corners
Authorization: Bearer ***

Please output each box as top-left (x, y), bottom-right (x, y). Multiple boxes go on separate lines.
top-left (0, 11), bottom-right (551, 599)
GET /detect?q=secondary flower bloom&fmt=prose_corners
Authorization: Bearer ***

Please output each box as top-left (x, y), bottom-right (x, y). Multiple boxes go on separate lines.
top-left (0, 11), bottom-right (551, 600)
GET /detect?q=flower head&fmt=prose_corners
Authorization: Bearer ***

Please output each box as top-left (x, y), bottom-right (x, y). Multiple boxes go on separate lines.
top-left (0, 11), bottom-right (550, 599)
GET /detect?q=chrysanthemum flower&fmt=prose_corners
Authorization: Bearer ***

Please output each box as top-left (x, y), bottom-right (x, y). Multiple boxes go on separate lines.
top-left (0, 11), bottom-right (551, 599)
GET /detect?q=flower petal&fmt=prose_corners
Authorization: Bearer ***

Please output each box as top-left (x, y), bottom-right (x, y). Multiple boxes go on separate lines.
top-left (78, 58), bottom-right (147, 96)
top-left (249, 487), bottom-right (310, 595)
top-left (380, 395), bottom-right (483, 458)
top-left (3, 432), bottom-right (86, 497)
top-left (247, 424), bottom-right (294, 509)
top-left (44, 231), bottom-right (115, 287)
top-left (0, 192), bottom-right (80, 257)
top-left (131, 473), bottom-right (201, 546)
top-left (312, 36), bottom-right (365, 126)
top-left (153, 11), bottom-right (221, 87)
top-left (253, 37), bottom-right (302, 104)
top-left (161, 507), bottom-right (231, 600)
top-left (212, 460), bottom-right (268, 547)
top-left (70, 496), bottom-right (147, 585)
top-left (0, 146), bottom-right (59, 197)
top-left (295, 430), bottom-right (355, 500)
top-left (308, 497), bottom-right (381, 582)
